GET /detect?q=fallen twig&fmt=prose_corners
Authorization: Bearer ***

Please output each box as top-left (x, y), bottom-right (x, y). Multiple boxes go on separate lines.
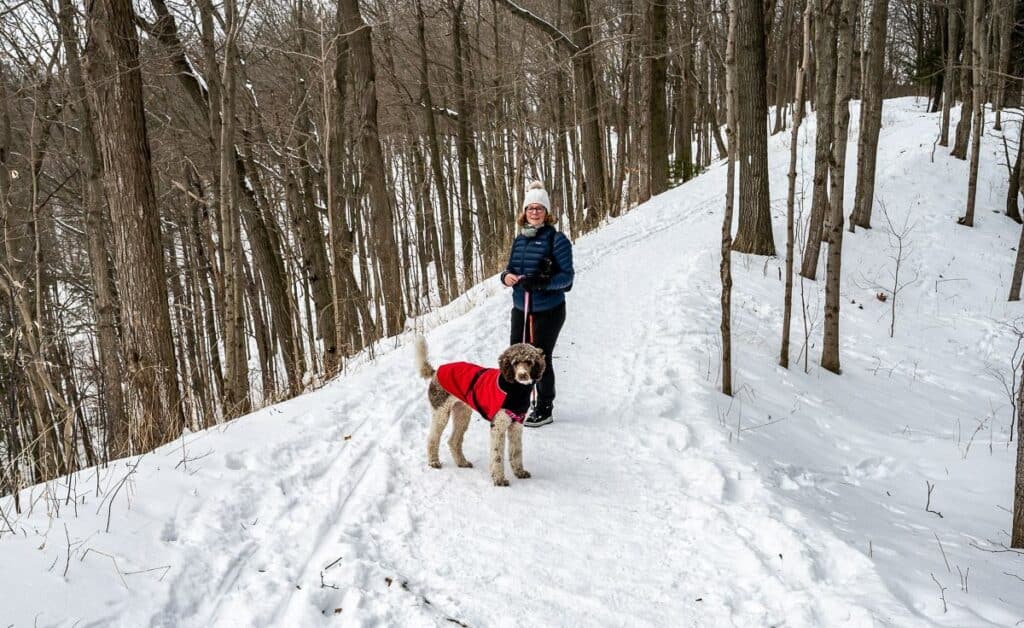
top-left (930, 573), bottom-right (948, 613)
top-left (933, 532), bottom-right (951, 573)
top-left (925, 481), bottom-right (944, 518)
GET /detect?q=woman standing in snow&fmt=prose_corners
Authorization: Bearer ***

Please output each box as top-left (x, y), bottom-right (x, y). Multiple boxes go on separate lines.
top-left (500, 181), bottom-right (574, 427)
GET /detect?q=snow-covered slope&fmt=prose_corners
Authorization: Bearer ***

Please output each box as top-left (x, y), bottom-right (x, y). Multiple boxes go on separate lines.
top-left (2, 98), bottom-right (1023, 627)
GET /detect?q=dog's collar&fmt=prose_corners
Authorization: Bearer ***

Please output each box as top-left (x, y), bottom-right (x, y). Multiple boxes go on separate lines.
top-left (505, 411), bottom-right (526, 424)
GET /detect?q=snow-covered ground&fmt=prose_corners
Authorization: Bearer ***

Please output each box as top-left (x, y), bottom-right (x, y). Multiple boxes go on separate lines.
top-left (2, 98), bottom-right (1024, 627)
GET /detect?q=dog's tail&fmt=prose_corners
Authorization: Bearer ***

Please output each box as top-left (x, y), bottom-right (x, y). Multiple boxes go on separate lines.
top-left (414, 335), bottom-right (435, 379)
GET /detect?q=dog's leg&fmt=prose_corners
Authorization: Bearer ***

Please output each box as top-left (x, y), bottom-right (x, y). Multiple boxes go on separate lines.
top-left (490, 412), bottom-right (512, 486)
top-left (508, 421), bottom-right (530, 479)
top-left (448, 403), bottom-right (473, 468)
top-left (427, 399), bottom-right (452, 469)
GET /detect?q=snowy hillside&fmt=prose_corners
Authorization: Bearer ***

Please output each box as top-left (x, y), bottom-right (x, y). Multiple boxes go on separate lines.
top-left (2, 97), bottom-right (1023, 627)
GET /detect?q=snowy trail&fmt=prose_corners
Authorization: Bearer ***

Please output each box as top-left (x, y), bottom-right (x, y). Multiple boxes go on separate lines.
top-left (127, 188), bottom-right (909, 627)
top-left (9, 98), bottom-right (1024, 627)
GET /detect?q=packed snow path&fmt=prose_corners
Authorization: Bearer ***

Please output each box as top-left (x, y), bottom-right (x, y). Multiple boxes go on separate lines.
top-left (5, 98), bottom-right (1024, 626)
top-left (135, 190), bottom-right (900, 627)
top-left (4, 183), bottom-right (907, 628)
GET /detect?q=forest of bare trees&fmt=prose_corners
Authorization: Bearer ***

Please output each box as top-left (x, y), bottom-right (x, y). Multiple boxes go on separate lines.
top-left (2, 0), bottom-right (1024, 544)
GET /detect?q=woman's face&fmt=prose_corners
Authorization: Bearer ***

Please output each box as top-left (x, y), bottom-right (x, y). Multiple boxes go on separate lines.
top-left (525, 204), bottom-right (547, 227)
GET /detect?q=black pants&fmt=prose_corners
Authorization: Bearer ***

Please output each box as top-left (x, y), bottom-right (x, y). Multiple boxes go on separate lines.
top-left (510, 302), bottom-right (566, 410)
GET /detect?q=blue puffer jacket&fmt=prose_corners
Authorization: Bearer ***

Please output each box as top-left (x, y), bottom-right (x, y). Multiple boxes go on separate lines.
top-left (500, 225), bottom-right (574, 312)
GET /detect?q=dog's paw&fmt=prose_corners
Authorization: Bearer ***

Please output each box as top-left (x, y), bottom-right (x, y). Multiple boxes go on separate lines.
top-left (492, 477), bottom-right (510, 487)
top-left (514, 469), bottom-right (531, 479)
top-left (429, 460), bottom-right (442, 469)
top-left (457, 460), bottom-right (474, 468)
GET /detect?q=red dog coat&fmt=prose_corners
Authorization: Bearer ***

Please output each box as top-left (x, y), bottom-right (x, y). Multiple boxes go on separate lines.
top-left (436, 362), bottom-right (532, 423)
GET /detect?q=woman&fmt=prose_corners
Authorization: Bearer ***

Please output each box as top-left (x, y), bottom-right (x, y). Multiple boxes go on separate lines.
top-left (500, 181), bottom-right (574, 427)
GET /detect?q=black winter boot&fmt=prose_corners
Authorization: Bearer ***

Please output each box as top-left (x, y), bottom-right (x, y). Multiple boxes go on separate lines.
top-left (524, 403), bottom-right (553, 427)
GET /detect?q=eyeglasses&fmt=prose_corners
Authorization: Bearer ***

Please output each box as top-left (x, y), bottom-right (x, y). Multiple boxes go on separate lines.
top-left (525, 206), bottom-right (547, 212)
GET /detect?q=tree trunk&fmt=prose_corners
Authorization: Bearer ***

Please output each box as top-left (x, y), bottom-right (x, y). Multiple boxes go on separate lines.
top-left (850, 0), bottom-right (889, 230)
top-left (571, 0), bottom-right (611, 224)
top-left (218, 0), bottom-right (250, 417)
top-left (1013, 370), bottom-right (1024, 547)
top-left (325, 11), bottom-right (371, 359)
top-left (772, 0), bottom-right (796, 136)
top-left (340, 0), bottom-right (406, 337)
top-left (960, 0), bottom-right (986, 227)
top-left (414, 0), bottom-right (457, 304)
top-left (731, 0), bottom-right (776, 255)
top-left (994, 0), bottom-right (1014, 131)
top-left (828, 0), bottom-right (859, 229)
top-left (1007, 116), bottom-right (1024, 223)
top-left (821, 0), bottom-right (858, 374)
top-left (952, 0), bottom-right (973, 160)
top-left (722, 0), bottom-right (738, 396)
top-left (647, 0), bottom-right (669, 196)
top-left (56, 0), bottom-right (129, 459)
top-left (452, 0), bottom-right (479, 287)
top-left (801, 0), bottom-right (838, 279)
top-left (782, 1), bottom-right (812, 369)
top-left (939, 0), bottom-right (960, 147)
top-left (84, 0), bottom-right (183, 447)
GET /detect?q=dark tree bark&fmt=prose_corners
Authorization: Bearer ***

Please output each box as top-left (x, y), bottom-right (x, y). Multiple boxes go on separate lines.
top-left (570, 0), bottom-right (612, 224)
top-left (939, 0), bottom-right (960, 147)
top-left (647, 0), bottom-right (669, 196)
top-left (994, 0), bottom-right (1014, 131)
top-left (56, 0), bottom-right (128, 459)
top-left (960, 0), bottom-right (986, 227)
top-left (326, 14), bottom-right (373, 358)
top-left (850, 0), bottom-right (890, 230)
top-left (1007, 118), bottom-right (1024, 223)
top-left (731, 0), bottom-right (776, 255)
top-left (801, 0), bottom-right (838, 279)
top-left (951, 0), bottom-right (973, 160)
top-left (340, 0), bottom-right (406, 337)
top-left (771, 0), bottom-right (796, 136)
top-left (84, 0), bottom-right (183, 446)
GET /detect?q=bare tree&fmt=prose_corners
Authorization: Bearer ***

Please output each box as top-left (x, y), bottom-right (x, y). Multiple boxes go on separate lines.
top-left (339, 0), bottom-right (406, 336)
top-left (959, 0), bottom-right (986, 227)
top-left (1015, 376), bottom-right (1024, 546)
top-left (84, 0), bottom-right (184, 447)
top-left (821, 0), bottom-right (859, 374)
top-left (951, 0), bottom-right (973, 160)
top-left (648, 0), bottom-right (669, 197)
top-left (801, 0), bottom-right (838, 279)
top-left (938, 0), bottom-right (960, 146)
top-left (731, 0), bottom-right (776, 255)
top-left (850, 0), bottom-right (890, 230)
top-left (722, 0), bottom-right (739, 396)
top-left (56, 0), bottom-right (128, 458)
top-left (782, 0), bottom-right (812, 369)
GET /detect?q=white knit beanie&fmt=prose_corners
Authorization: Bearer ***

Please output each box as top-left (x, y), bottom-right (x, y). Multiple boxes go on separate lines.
top-left (522, 180), bottom-right (551, 212)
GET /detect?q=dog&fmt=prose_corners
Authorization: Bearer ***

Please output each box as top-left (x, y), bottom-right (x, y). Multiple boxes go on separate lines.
top-left (415, 336), bottom-right (545, 486)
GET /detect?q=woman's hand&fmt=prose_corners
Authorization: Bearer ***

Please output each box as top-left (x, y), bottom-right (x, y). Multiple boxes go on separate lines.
top-left (503, 273), bottom-right (520, 287)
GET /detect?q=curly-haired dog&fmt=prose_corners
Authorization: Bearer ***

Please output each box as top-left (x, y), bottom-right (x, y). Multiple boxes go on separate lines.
top-left (415, 337), bottom-right (545, 486)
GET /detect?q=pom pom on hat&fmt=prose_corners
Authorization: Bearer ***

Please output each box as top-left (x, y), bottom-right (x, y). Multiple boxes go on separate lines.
top-left (522, 180), bottom-right (551, 212)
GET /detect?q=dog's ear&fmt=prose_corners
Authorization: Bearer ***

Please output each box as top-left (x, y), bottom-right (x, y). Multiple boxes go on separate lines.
top-left (531, 351), bottom-right (546, 381)
top-left (498, 347), bottom-right (515, 382)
